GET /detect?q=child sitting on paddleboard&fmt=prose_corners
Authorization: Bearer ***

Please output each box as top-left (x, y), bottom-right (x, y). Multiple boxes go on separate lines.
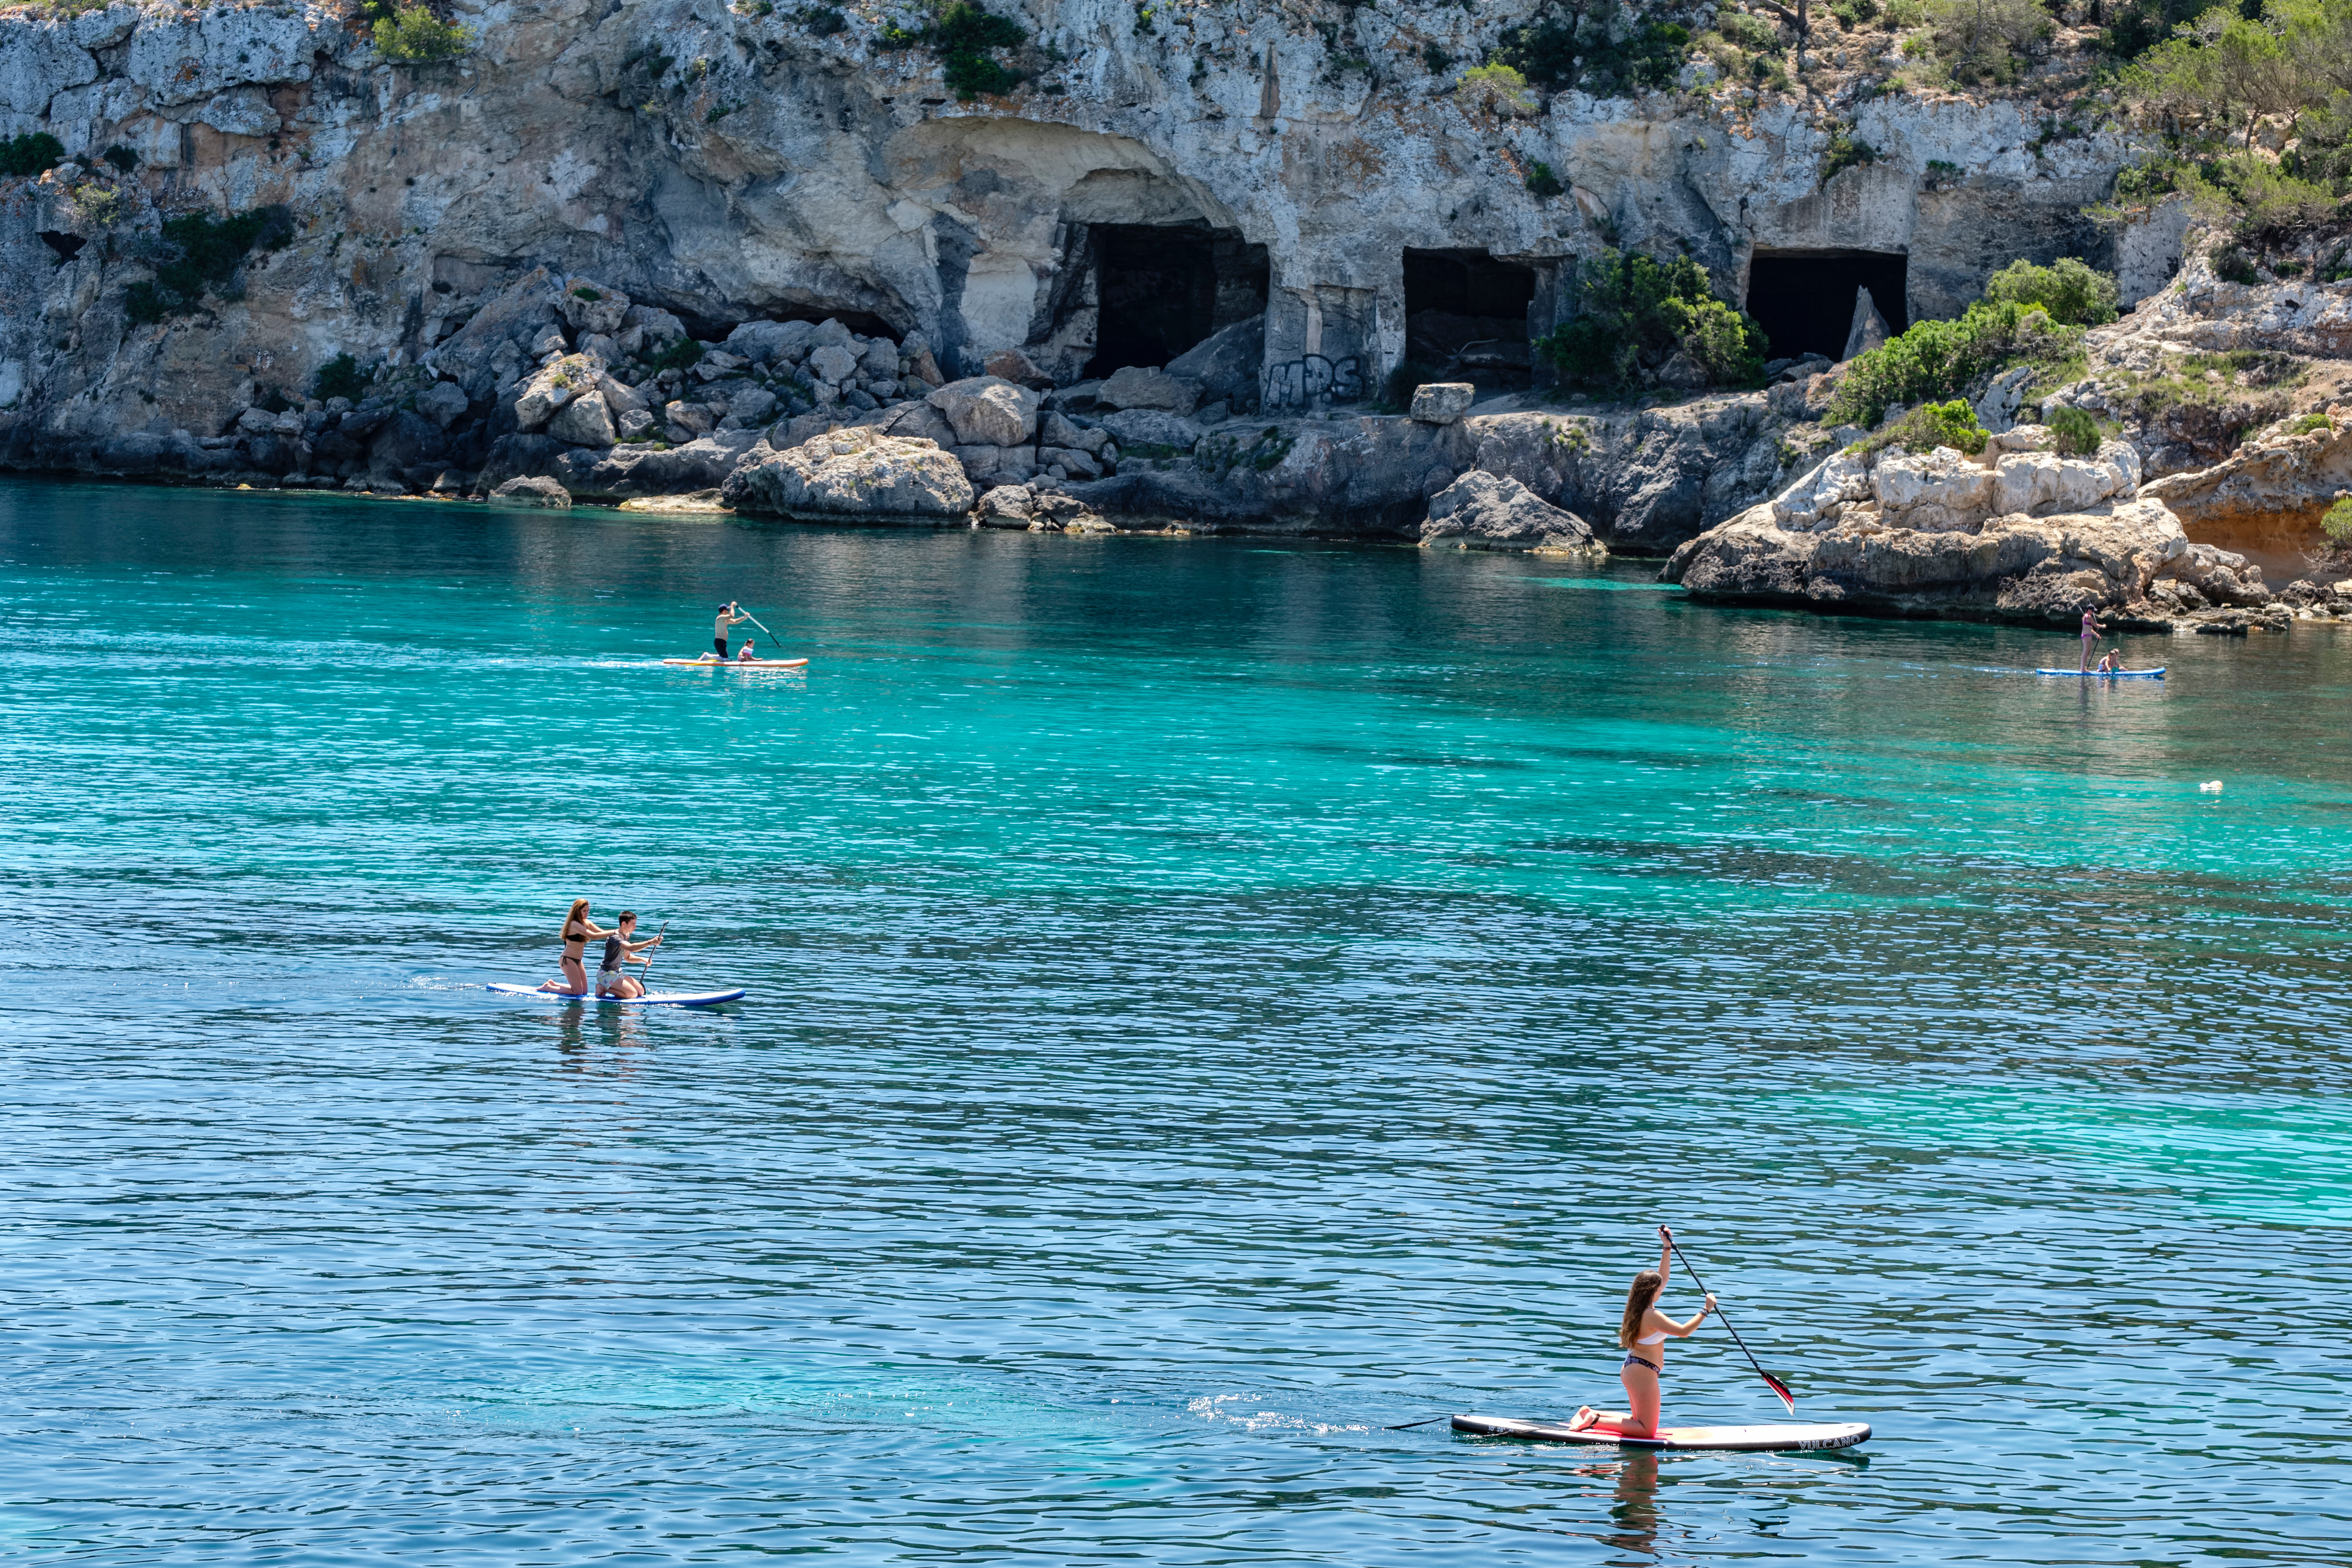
top-left (1568, 1226), bottom-right (1715, 1439)
top-left (735, 639), bottom-right (758, 661)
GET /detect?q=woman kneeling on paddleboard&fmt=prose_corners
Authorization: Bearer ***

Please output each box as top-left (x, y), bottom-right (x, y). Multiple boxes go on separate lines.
top-left (539, 898), bottom-right (612, 996)
top-left (1569, 1226), bottom-right (1715, 1439)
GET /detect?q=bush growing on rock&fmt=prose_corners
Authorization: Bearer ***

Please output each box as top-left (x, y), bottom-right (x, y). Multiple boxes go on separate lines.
top-left (314, 353), bottom-right (373, 403)
top-left (1891, 399), bottom-right (1988, 454)
top-left (124, 206), bottom-right (298, 323)
top-left (1497, 0), bottom-right (1690, 95)
top-left (1828, 279), bottom-right (2095, 429)
top-left (2047, 405), bottom-right (2102, 456)
top-left (1455, 64), bottom-right (1537, 116)
top-left (0, 132), bottom-right (66, 178)
top-left (368, 1), bottom-right (476, 62)
top-left (1537, 250), bottom-right (1765, 393)
top-left (1918, 0), bottom-right (2051, 83)
top-left (880, 1), bottom-right (1026, 100)
top-left (2323, 497), bottom-right (2352, 549)
top-left (1981, 257), bottom-right (2119, 326)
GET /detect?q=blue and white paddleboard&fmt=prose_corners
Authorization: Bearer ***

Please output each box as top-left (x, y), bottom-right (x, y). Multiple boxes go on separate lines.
top-left (485, 983), bottom-right (747, 1007)
top-left (1451, 1413), bottom-right (1869, 1452)
top-left (2035, 667), bottom-right (2165, 679)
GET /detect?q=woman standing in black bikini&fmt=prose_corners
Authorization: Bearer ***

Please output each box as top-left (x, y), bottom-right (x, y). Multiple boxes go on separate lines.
top-left (1569, 1226), bottom-right (1715, 1439)
top-left (537, 898), bottom-right (612, 996)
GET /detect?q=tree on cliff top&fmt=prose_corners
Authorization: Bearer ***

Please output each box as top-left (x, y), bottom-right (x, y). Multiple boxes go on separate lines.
top-left (1537, 250), bottom-right (1766, 393)
top-left (1495, 0), bottom-right (1690, 97)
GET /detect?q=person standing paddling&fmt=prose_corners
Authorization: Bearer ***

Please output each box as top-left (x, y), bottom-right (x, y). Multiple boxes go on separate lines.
top-left (2079, 606), bottom-right (2103, 672)
top-left (712, 602), bottom-right (750, 660)
top-left (1568, 1226), bottom-right (1716, 1439)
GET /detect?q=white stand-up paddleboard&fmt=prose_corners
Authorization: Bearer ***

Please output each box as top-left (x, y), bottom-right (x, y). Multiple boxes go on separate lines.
top-left (660, 657), bottom-right (808, 670)
top-left (485, 983), bottom-right (747, 1007)
top-left (2034, 667), bottom-right (2164, 679)
top-left (1450, 1414), bottom-right (1869, 1452)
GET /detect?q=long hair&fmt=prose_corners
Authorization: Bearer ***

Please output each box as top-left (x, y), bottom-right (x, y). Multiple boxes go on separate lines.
top-left (1618, 1269), bottom-right (1664, 1349)
top-left (562, 898), bottom-right (590, 940)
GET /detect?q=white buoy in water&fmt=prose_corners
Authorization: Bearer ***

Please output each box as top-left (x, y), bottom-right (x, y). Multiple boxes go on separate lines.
top-left (2199, 780), bottom-right (2224, 793)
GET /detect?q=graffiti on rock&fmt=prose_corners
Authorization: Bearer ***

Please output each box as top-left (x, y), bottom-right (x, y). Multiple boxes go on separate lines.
top-left (1260, 354), bottom-right (1363, 413)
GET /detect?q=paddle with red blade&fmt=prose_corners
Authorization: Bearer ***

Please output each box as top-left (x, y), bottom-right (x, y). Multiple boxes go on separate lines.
top-left (1667, 1233), bottom-right (1795, 1413)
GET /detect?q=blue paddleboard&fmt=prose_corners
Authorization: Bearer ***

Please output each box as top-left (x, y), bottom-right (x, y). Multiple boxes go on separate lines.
top-left (2034, 668), bottom-right (2164, 679)
top-left (485, 983), bottom-right (746, 1006)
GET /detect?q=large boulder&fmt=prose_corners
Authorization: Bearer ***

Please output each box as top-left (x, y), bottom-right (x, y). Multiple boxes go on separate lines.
top-left (1102, 408), bottom-right (1201, 454)
top-left (722, 427), bottom-right (975, 521)
top-left (927, 376), bottom-right (1040, 446)
top-left (547, 390), bottom-right (616, 447)
top-left (1164, 314), bottom-right (1264, 407)
top-left (513, 355), bottom-right (602, 430)
top-left (855, 399), bottom-right (958, 448)
top-left (1410, 382), bottom-right (1477, 425)
top-left (726, 319), bottom-right (818, 363)
top-left (415, 379), bottom-right (471, 430)
top-left (1422, 471), bottom-right (1604, 554)
top-left (552, 430), bottom-right (769, 501)
top-left (1099, 365), bottom-right (1200, 416)
top-left (558, 281), bottom-right (630, 337)
top-left (491, 475), bottom-right (571, 508)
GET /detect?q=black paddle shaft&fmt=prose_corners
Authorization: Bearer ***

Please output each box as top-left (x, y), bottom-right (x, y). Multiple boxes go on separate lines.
top-left (634, 920), bottom-right (670, 993)
top-left (1667, 1236), bottom-right (1795, 1410)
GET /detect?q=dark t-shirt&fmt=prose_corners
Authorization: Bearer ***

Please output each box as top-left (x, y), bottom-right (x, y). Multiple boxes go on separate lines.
top-left (601, 935), bottom-right (624, 971)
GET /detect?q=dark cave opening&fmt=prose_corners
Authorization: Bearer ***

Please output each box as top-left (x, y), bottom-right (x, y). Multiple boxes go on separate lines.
top-left (1744, 250), bottom-right (1909, 363)
top-left (38, 230), bottom-right (87, 263)
top-left (1403, 248), bottom-right (1537, 390)
top-left (1085, 223), bottom-right (1269, 378)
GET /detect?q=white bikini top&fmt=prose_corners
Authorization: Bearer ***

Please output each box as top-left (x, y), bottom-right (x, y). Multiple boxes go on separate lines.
top-left (1635, 1330), bottom-right (1667, 1345)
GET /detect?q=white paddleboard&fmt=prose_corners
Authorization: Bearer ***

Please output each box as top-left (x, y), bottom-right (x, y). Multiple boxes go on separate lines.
top-left (1450, 1414), bottom-right (1869, 1452)
top-left (485, 983), bottom-right (747, 1007)
top-left (660, 657), bottom-right (808, 670)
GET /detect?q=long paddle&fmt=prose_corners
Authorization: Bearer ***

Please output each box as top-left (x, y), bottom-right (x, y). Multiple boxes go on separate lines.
top-left (632, 920), bottom-right (669, 997)
top-left (1667, 1234), bottom-right (1795, 1413)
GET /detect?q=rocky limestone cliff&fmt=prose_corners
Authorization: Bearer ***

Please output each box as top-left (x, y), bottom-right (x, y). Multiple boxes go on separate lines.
top-left (0, 0), bottom-right (2152, 541)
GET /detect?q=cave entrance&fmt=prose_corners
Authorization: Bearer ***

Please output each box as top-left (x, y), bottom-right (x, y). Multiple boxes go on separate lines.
top-left (1744, 250), bottom-right (1909, 363)
top-left (1085, 223), bottom-right (1270, 378)
top-left (1403, 248), bottom-right (1538, 391)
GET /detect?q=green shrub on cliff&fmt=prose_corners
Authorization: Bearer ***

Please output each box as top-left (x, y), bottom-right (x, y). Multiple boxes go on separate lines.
top-left (2047, 405), bottom-right (2102, 456)
top-left (2323, 496), bottom-right (2352, 547)
top-left (1828, 261), bottom-right (2111, 428)
top-left (368, 2), bottom-right (475, 61)
top-left (1981, 257), bottom-right (2119, 326)
top-left (124, 205), bottom-right (298, 323)
top-left (0, 132), bottom-right (66, 178)
top-left (877, 2), bottom-right (1024, 98)
top-left (1497, 0), bottom-right (1689, 96)
top-left (313, 353), bottom-right (374, 403)
top-left (1537, 249), bottom-right (1766, 393)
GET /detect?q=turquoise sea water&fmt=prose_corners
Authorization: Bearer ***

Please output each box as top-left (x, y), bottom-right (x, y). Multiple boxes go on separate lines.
top-left (2, 477), bottom-right (2348, 1564)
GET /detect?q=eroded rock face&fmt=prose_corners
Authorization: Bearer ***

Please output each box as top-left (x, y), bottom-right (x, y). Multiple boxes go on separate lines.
top-left (1422, 471), bottom-right (1602, 555)
top-left (722, 427), bottom-right (973, 520)
top-left (1665, 431), bottom-right (2200, 624)
top-left (0, 0), bottom-right (2143, 490)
